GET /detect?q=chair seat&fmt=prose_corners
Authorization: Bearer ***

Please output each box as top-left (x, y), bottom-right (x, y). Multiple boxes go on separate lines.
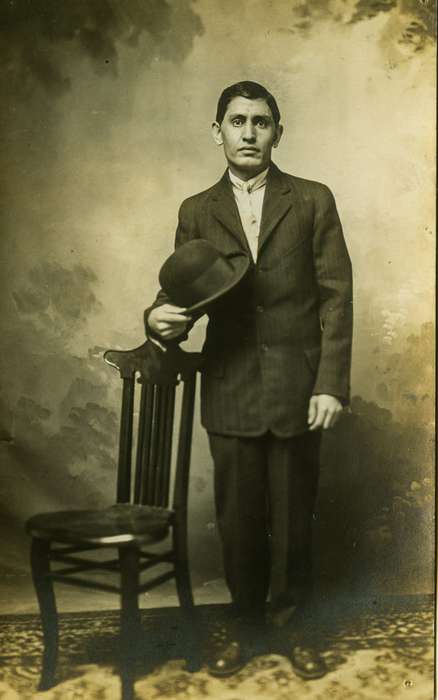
top-left (26, 503), bottom-right (173, 545)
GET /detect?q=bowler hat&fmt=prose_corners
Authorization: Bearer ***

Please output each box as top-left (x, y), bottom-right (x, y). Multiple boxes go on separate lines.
top-left (159, 239), bottom-right (250, 314)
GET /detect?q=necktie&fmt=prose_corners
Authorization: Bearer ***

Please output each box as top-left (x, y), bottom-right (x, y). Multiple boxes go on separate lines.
top-left (240, 182), bottom-right (259, 261)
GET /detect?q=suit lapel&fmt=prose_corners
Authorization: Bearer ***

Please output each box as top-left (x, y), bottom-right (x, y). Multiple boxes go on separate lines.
top-left (210, 164), bottom-right (299, 258)
top-left (258, 164), bottom-right (293, 255)
top-left (210, 171), bottom-right (252, 255)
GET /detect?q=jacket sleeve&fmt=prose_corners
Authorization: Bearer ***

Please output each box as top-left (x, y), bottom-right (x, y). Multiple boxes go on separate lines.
top-left (311, 185), bottom-right (353, 404)
top-left (144, 198), bottom-right (199, 341)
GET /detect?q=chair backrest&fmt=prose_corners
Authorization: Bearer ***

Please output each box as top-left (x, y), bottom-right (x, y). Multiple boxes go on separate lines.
top-left (104, 341), bottom-right (202, 510)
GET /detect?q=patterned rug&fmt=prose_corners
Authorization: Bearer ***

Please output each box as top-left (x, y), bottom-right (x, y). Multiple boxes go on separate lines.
top-left (0, 596), bottom-right (434, 699)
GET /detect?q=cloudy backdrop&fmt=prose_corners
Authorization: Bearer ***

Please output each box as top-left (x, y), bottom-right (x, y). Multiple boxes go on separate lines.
top-left (0, 0), bottom-right (435, 607)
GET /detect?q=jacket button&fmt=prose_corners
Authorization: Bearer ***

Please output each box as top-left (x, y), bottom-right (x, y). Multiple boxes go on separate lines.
top-left (261, 344), bottom-right (269, 352)
top-left (256, 305), bottom-right (264, 313)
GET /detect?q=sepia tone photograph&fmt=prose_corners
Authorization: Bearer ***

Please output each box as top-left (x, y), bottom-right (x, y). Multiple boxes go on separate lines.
top-left (0, 1), bottom-right (435, 699)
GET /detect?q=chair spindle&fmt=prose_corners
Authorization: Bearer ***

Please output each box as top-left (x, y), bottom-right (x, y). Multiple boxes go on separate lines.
top-left (161, 387), bottom-right (176, 507)
top-left (154, 386), bottom-right (170, 506)
top-left (117, 376), bottom-right (135, 503)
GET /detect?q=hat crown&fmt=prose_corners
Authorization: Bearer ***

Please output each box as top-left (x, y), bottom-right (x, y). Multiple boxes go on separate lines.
top-left (159, 240), bottom-right (225, 288)
top-left (158, 239), bottom-right (249, 313)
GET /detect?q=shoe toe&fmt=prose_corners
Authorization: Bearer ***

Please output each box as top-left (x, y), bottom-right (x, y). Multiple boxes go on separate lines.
top-left (290, 645), bottom-right (327, 680)
top-left (206, 634), bottom-right (245, 677)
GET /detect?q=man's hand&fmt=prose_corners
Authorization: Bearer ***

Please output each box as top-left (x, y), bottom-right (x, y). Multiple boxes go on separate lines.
top-left (147, 304), bottom-right (192, 351)
top-left (308, 394), bottom-right (343, 431)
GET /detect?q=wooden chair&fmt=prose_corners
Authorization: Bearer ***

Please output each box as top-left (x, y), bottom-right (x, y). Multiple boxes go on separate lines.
top-left (26, 340), bottom-right (202, 700)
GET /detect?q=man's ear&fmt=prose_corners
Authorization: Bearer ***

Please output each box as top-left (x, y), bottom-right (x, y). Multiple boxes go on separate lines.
top-left (273, 124), bottom-right (284, 148)
top-left (211, 121), bottom-right (223, 146)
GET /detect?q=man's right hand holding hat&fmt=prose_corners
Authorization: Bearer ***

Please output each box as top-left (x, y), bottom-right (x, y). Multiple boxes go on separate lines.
top-left (147, 304), bottom-right (193, 351)
top-left (146, 239), bottom-right (250, 351)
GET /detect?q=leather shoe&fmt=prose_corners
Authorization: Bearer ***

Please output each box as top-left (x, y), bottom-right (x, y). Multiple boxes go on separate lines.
top-left (289, 644), bottom-right (327, 680)
top-left (205, 626), bottom-right (246, 677)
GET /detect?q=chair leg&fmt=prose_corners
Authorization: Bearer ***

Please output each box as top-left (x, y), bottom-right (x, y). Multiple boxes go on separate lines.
top-left (30, 537), bottom-right (59, 691)
top-left (119, 546), bottom-right (142, 700)
top-left (173, 522), bottom-right (194, 610)
top-left (173, 525), bottom-right (201, 672)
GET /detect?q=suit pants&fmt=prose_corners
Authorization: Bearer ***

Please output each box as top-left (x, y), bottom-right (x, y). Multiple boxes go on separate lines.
top-left (208, 430), bottom-right (321, 629)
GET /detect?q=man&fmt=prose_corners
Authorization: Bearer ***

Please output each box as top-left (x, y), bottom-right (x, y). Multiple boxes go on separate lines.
top-left (145, 81), bottom-right (353, 679)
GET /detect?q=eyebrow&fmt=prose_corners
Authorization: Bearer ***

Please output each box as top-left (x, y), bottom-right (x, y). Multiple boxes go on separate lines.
top-left (228, 113), bottom-right (273, 121)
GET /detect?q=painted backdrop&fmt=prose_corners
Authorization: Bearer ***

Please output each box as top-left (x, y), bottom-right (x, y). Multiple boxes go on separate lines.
top-left (0, 0), bottom-right (435, 608)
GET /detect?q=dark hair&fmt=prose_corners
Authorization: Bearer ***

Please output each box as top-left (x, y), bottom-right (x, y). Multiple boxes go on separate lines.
top-left (215, 81), bottom-right (281, 125)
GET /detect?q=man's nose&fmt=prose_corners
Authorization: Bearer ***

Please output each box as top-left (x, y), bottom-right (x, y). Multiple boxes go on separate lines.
top-left (242, 123), bottom-right (256, 142)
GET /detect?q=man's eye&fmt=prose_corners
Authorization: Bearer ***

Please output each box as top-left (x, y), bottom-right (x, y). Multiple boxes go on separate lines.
top-left (256, 119), bottom-right (267, 128)
top-left (232, 118), bottom-right (243, 126)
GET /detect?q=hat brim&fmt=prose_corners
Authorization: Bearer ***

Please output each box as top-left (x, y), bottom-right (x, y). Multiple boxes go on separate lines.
top-left (184, 255), bottom-right (251, 315)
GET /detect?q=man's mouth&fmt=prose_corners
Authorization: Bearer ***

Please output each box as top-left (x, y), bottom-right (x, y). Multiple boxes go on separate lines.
top-left (239, 147), bottom-right (259, 153)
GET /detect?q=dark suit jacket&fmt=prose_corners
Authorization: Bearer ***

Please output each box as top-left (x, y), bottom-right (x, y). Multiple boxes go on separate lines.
top-left (145, 163), bottom-right (353, 438)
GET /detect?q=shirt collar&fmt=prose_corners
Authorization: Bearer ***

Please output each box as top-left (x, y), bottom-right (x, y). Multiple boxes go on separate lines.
top-left (228, 166), bottom-right (269, 193)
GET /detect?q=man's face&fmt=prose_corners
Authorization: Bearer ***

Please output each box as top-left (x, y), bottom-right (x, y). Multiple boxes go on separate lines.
top-left (212, 96), bottom-right (283, 179)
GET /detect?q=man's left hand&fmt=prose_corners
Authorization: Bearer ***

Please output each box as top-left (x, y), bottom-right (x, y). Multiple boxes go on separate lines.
top-left (308, 394), bottom-right (343, 431)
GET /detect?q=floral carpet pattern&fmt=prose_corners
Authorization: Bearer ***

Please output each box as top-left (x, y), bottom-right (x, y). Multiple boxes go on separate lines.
top-left (0, 596), bottom-right (434, 700)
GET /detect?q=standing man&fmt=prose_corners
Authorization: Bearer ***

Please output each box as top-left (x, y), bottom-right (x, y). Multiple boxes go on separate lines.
top-left (145, 81), bottom-right (353, 680)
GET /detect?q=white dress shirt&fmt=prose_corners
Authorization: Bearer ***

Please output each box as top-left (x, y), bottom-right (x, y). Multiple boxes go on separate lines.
top-left (228, 167), bottom-right (269, 262)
